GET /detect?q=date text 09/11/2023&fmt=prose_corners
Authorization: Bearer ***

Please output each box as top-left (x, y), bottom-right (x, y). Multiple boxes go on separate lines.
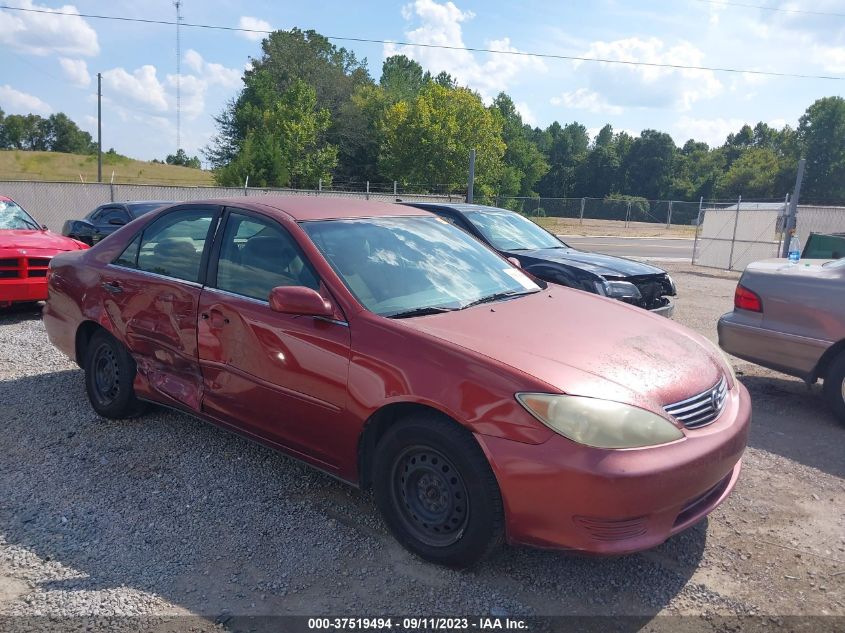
top-left (306, 617), bottom-right (529, 630)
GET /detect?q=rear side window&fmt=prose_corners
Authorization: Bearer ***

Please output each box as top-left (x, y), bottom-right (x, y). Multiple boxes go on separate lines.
top-left (213, 211), bottom-right (319, 301)
top-left (113, 208), bottom-right (216, 283)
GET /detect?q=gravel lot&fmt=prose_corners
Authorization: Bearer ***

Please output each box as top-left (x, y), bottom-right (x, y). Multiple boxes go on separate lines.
top-left (0, 262), bottom-right (843, 630)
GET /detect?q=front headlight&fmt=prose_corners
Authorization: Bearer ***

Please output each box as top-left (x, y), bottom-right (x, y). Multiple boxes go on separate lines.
top-left (599, 280), bottom-right (642, 302)
top-left (666, 275), bottom-right (677, 295)
top-left (516, 393), bottom-right (684, 449)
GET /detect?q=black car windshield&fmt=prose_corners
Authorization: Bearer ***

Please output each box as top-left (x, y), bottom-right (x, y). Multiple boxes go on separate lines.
top-left (302, 215), bottom-right (541, 317)
top-left (128, 202), bottom-right (169, 217)
top-left (464, 209), bottom-right (565, 251)
top-left (0, 200), bottom-right (40, 230)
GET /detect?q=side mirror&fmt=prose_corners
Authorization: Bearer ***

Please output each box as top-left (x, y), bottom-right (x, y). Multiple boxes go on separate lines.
top-left (506, 256), bottom-right (522, 269)
top-left (41, 224), bottom-right (48, 231)
top-left (108, 218), bottom-right (127, 226)
top-left (269, 286), bottom-right (333, 317)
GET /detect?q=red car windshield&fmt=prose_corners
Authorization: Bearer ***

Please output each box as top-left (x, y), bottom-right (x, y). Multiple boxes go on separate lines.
top-left (0, 200), bottom-right (41, 230)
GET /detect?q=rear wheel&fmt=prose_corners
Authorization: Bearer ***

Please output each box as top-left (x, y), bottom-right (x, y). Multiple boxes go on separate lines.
top-left (372, 413), bottom-right (504, 568)
top-left (84, 329), bottom-right (147, 419)
top-left (823, 352), bottom-right (845, 426)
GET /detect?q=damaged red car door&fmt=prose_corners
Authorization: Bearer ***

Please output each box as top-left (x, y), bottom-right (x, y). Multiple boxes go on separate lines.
top-left (106, 206), bottom-right (219, 409)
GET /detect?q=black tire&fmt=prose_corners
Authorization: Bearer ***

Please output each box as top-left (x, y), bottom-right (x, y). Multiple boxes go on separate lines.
top-left (823, 352), bottom-right (845, 425)
top-left (84, 329), bottom-right (147, 419)
top-left (372, 413), bottom-right (504, 568)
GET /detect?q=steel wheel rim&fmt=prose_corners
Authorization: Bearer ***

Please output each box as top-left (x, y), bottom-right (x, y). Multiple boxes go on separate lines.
top-left (92, 343), bottom-right (120, 406)
top-left (391, 445), bottom-right (469, 547)
top-left (841, 376), bottom-right (845, 403)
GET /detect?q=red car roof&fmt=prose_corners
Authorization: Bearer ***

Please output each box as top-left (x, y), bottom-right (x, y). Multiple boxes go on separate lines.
top-left (192, 196), bottom-right (430, 222)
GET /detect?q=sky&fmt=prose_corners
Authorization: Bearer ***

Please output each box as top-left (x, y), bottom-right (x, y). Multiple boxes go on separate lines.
top-left (1, 0), bottom-right (844, 164)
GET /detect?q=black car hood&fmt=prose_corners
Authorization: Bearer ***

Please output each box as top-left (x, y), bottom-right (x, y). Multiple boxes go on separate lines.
top-left (509, 247), bottom-right (665, 278)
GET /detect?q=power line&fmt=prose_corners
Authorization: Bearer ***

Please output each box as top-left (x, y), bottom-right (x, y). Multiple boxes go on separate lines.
top-left (692, 0), bottom-right (845, 19)
top-left (1, 3), bottom-right (843, 81)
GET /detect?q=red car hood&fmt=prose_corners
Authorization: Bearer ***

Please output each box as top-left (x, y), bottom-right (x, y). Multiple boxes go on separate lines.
top-left (397, 288), bottom-right (727, 412)
top-left (0, 229), bottom-right (84, 252)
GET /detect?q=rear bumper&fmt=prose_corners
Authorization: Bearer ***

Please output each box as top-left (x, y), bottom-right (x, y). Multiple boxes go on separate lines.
top-left (476, 381), bottom-right (750, 555)
top-left (0, 278), bottom-right (48, 306)
top-left (718, 311), bottom-right (830, 380)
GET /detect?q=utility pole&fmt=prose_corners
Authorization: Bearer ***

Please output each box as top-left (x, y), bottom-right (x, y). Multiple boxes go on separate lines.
top-left (174, 0), bottom-right (183, 152)
top-left (467, 149), bottom-right (476, 203)
top-left (780, 158), bottom-right (806, 257)
top-left (97, 72), bottom-right (102, 183)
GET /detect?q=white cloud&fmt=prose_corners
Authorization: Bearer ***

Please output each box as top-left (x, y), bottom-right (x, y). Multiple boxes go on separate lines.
top-left (572, 37), bottom-right (723, 112)
top-left (0, 84), bottom-right (51, 114)
top-left (102, 65), bottom-right (168, 112)
top-left (183, 49), bottom-right (241, 89)
top-left (550, 88), bottom-right (623, 115)
top-left (168, 50), bottom-right (242, 119)
top-left (238, 16), bottom-right (272, 42)
top-left (673, 116), bottom-right (747, 146)
top-left (0, 0), bottom-right (98, 56)
top-left (384, 0), bottom-right (545, 101)
top-left (58, 57), bottom-right (90, 87)
top-left (812, 45), bottom-right (845, 73)
top-left (514, 101), bottom-right (537, 126)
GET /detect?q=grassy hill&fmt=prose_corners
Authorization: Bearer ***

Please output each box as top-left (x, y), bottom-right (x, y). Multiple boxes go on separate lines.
top-left (0, 150), bottom-right (215, 186)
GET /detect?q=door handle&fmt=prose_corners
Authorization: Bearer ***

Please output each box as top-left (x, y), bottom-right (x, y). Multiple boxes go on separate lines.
top-left (101, 281), bottom-right (122, 294)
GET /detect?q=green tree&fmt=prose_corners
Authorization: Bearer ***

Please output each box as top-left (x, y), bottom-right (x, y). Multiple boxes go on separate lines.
top-left (535, 121), bottom-right (590, 197)
top-left (44, 113), bottom-right (95, 153)
top-left (622, 130), bottom-right (677, 199)
top-left (797, 96), bottom-right (845, 200)
top-left (490, 93), bottom-right (548, 197)
top-left (165, 149), bottom-right (202, 169)
top-left (379, 83), bottom-right (505, 195)
top-left (380, 55), bottom-right (429, 102)
top-left (216, 77), bottom-right (337, 188)
top-left (714, 147), bottom-right (791, 198)
top-left (207, 28), bottom-right (372, 182)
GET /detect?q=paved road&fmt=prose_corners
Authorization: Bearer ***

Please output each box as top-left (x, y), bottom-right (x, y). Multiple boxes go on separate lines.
top-left (559, 235), bottom-right (694, 261)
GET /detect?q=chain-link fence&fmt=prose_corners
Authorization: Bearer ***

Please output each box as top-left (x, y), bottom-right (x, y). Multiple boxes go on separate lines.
top-left (0, 181), bottom-right (462, 231)
top-left (473, 195), bottom-right (703, 229)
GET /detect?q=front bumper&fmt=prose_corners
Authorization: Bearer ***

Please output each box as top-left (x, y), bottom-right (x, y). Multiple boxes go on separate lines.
top-left (0, 278), bottom-right (48, 306)
top-left (476, 381), bottom-right (751, 555)
top-left (649, 299), bottom-right (674, 318)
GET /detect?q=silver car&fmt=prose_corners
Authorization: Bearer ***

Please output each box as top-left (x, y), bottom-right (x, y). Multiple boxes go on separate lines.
top-left (718, 258), bottom-right (845, 425)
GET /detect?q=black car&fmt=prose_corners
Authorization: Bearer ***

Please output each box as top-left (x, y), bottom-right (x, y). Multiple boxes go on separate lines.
top-left (62, 201), bottom-right (172, 246)
top-left (404, 202), bottom-right (676, 316)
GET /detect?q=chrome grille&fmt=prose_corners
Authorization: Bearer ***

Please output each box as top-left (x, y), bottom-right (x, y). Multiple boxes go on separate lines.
top-left (664, 377), bottom-right (728, 429)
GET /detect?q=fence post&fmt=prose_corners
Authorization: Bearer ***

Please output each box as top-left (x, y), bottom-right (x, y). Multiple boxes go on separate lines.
top-left (579, 197), bottom-right (586, 225)
top-left (366, 181), bottom-right (370, 200)
top-left (781, 158), bottom-right (806, 257)
top-left (777, 193), bottom-right (790, 254)
top-left (110, 182), bottom-right (115, 203)
top-left (318, 178), bottom-right (322, 193)
top-left (666, 200), bottom-right (673, 229)
top-left (393, 181), bottom-right (397, 196)
top-left (728, 195), bottom-right (742, 270)
top-left (692, 196), bottom-right (703, 264)
top-left (536, 196), bottom-right (541, 217)
top-left (625, 201), bottom-right (631, 228)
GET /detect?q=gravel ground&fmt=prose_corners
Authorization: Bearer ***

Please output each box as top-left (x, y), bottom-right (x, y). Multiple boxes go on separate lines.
top-left (0, 264), bottom-right (843, 630)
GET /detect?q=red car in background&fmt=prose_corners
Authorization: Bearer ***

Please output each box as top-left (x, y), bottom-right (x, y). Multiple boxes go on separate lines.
top-left (0, 197), bottom-right (88, 308)
top-left (43, 197), bottom-right (750, 567)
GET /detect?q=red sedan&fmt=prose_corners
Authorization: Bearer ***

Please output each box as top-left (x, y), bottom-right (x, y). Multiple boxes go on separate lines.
top-left (0, 196), bottom-right (88, 308)
top-left (43, 197), bottom-right (750, 567)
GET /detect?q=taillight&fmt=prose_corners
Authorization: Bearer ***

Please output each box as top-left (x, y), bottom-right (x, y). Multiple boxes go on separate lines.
top-left (734, 284), bottom-right (762, 312)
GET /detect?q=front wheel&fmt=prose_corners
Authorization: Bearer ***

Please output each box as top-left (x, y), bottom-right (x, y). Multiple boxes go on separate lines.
top-left (372, 413), bottom-right (504, 567)
top-left (823, 352), bottom-right (845, 426)
top-left (84, 329), bottom-right (147, 419)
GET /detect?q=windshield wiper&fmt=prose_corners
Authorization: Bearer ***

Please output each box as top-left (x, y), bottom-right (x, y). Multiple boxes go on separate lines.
top-left (460, 289), bottom-right (538, 310)
top-left (387, 306), bottom-right (456, 319)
